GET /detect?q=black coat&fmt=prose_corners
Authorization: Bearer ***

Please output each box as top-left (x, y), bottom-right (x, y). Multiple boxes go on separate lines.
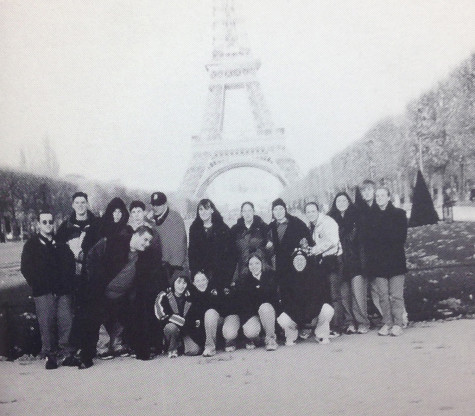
top-left (230, 215), bottom-right (270, 282)
top-left (329, 207), bottom-right (362, 280)
top-left (355, 200), bottom-right (375, 275)
top-left (20, 234), bottom-right (75, 297)
top-left (56, 210), bottom-right (101, 277)
top-left (236, 270), bottom-right (280, 323)
top-left (365, 202), bottom-right (408, 278)
top-left (268, 214), bottom-right (312, 286)
top-left (188, 217), bottom-right (234, 291)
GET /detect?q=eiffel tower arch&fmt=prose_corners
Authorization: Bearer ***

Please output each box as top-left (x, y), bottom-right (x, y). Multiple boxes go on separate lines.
top-left (179, 0), bottom-right (299, 200)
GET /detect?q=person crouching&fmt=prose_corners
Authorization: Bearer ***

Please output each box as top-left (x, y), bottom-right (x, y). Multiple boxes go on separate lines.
top-left (277, 248), bottom-right (335, 345)
top-left (235, 252), bottom-right (279, 351)
top-left (154, 271), bottom-right (201, 358)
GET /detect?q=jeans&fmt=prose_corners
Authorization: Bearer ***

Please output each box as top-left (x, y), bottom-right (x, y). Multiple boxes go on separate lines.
top-left (204, 309), bottom-right (240, 351)
top-left (372, 275), bottom-right (406, 326)
top-left (34, 293), bottom-right (74, 358)
top-left (163, 322), bottom-right (201, 355)
top-left (341, 275), bottom-right (370, 328)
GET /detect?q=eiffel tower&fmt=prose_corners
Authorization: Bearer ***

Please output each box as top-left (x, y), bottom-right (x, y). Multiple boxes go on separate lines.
top-left (179, 0), bottom-right (299, 199)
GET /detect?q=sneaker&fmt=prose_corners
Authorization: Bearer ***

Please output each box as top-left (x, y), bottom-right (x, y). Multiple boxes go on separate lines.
top-left (328, 330), bottom-right (341, 339)
top-left (390, 325), bottom-right (403, 336)
top-left (245, 341), bottom-right (256, 350)
top-left (62, 355), bottom-right (81, 367)
top-left (202, 348), bottom-right (216, 357)
top-left (298, 328), bottom-right (312, 339)
top-left (265, 337), bottom-right (278, 351)
top-left (168, 350), bottom-right (178, 358)
top-left (224, 345), bottom-right (236, 353)
top-left (113, 348), bottom-right (130, 358)
top-left (356, 326), bottom-right (369, 334)
top-left (345, 325), bottom-right (357, 334)
top-left (378, 324), bottom-right (391, 336)
top-left (78, 358), bottom-right (94, 369)
top-left (45, 356), bottom-right (58, 370)
top-left (285, 339), bottom-right (296, 347)
top-left (316, 337), bottom-right (330, 345)
top-left (97, 351), bottom-right (114, 360)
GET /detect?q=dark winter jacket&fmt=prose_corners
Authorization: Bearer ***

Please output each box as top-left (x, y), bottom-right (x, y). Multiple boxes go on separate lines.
top-left (365, 202), bottom-right (408, 278)
top-left (21, 234), bottom-right (75, 297)
top-left (355, 200), bottom-right (376, 274)
top-left (230, 215), bottom-right (270, 282)
top-left (188, 217), bottom-right (235, 291)
top-left (99, 197), bottom-right (130, 238)
top-left (236, 270), bottom-right (280, 323)
top-left (328, 206), bottom-right (362, 280)
top-left (56, 210), bottom-right (101, 277)
top-left (268, 214), bottom-right (312, 286)
top-left (85, 234), bottom-right (165, 302)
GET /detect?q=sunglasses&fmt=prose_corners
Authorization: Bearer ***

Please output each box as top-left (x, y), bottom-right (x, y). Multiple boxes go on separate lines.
top-left (41, 220), bottom-right (54, 225)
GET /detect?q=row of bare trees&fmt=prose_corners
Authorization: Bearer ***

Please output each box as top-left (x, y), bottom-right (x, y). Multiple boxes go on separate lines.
top-left (283, 53), bottom-right (475, 206)
top-left (0, 168), bottom-right (151, 239)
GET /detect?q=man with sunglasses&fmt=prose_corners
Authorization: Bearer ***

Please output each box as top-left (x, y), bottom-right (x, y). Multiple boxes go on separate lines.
top-left (21, 210), bottom-right (77, 369)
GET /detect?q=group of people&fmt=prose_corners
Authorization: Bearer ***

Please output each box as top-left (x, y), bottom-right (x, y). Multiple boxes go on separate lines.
top-left (20, 179), bottom-right (408, 370)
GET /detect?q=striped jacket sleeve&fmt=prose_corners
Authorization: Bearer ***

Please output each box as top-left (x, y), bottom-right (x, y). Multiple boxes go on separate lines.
top-left (154, 291), bottom-right (169, 320)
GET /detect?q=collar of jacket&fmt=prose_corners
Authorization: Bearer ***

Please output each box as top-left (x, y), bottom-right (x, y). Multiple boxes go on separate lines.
top-left (38, 233), bottom-right (56, 247)
top-left (153, 207), bottom-right (170, 226)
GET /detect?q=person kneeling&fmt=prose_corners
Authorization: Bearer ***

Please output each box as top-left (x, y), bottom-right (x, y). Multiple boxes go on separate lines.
top-left (154, 271), bottom-right (201, 358)
top-left (235, 252), bottom-right (279, 351)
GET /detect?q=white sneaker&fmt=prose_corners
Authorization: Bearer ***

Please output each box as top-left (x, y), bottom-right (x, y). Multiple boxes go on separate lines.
top-left (225, 345), bottom-right (236, 353)
top-left (329, 330), bottom-right (341, 339)
top-left (390, 325), bottom-right (403, 336)
top-left (202, 347), bottom-right (216, 357)
top-left (378, 324), bottom-right (391, 336)
top-left (357, 326), bottom-right (369, 334)
top-left (285, 339), bottom-right (297, 346)
top-left (316, 336), bottom-right (330, 344)
top-left (245, 341), bottom-right (256, 350)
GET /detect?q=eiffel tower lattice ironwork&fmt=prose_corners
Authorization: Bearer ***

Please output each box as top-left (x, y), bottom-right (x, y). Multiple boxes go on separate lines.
top-left (179, 0), bottom-right (299, 199)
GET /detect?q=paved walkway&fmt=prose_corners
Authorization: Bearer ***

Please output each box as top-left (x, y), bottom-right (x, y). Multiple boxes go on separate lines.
top-left (0, 319), bottom-right (473, 416)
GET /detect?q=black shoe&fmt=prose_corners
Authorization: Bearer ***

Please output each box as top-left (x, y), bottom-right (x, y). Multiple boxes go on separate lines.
top-left (78, 358), bottom-right (94, 369)
top-left (113, 348), bottom-right (130, 358)
top-left (62, 355), bottom-right (81, 367)
top-left (135, 353), bottom-right (151, 361)
top-left (45, 356), bottom-right (58, 370)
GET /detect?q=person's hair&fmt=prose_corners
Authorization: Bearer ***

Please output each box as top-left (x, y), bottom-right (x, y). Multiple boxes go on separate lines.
top-left (38, 209), bottom-right (54, 220)
top-left (134, 225), bottom-right (153, 236)
top-left (241, 201), bottom-right (255, 211)
top-left (361, 180), bottom-right (376, 189)
top-left (195, 198), bottom-right (223, 224)
top-left (328, 192), bottom-right (354, 217)
top-left (247, 250), bottom-right (269, 273)
top-left (304, 201), bottom-right (319, 211)
top-left (129, 200), bottom-right (146, 211)
top-left (192, 270), bottom-right (209, 282)
top-left (72, 191), bottom-right (88, 202)
top-left (376, 186), bottom-right (391, 197)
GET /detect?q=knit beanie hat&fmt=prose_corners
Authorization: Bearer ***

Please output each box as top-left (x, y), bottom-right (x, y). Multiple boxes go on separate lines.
top-left (272, 198), bottom-right (286, 210)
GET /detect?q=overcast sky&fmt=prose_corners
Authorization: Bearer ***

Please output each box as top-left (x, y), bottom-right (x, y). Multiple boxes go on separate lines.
top-left (1, 0), bottom-right (474, 192)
